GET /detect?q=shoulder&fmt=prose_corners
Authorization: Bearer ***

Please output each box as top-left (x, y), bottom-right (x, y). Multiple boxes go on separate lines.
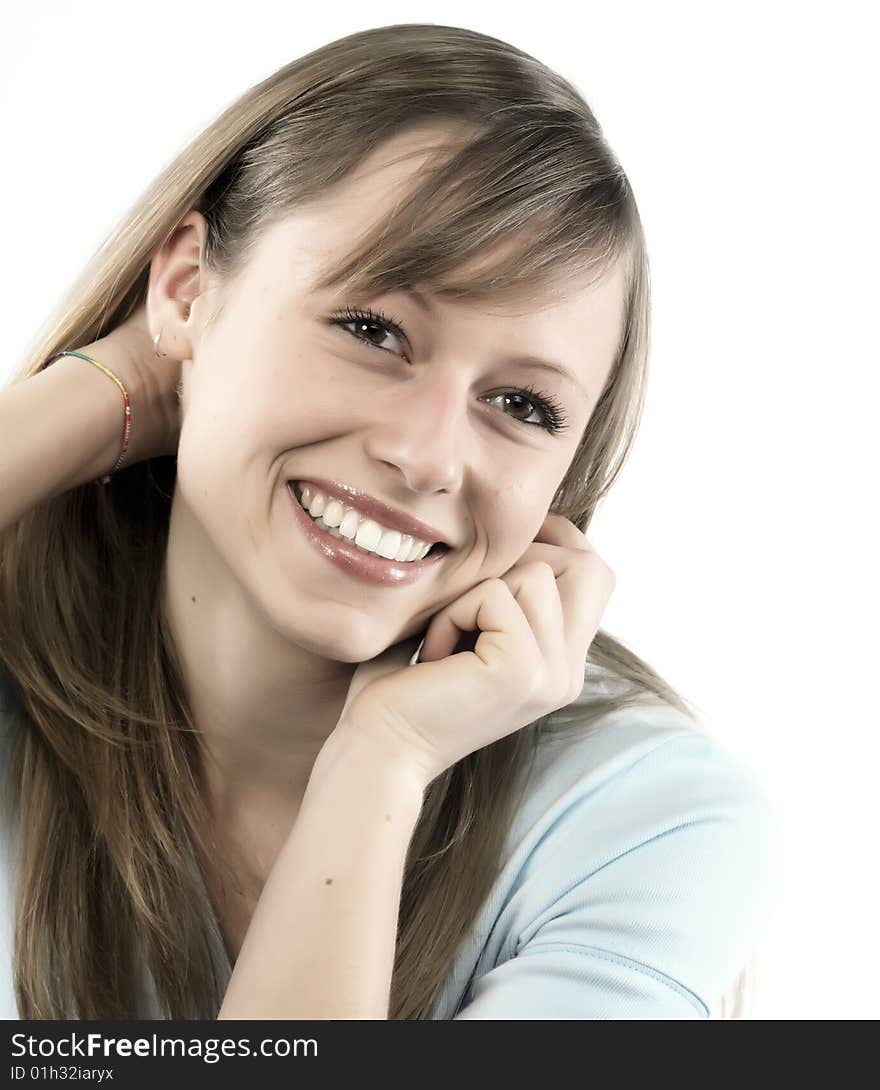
top-left (512, 701), bottom-right (779, 863)
top-left (444, 701), bottom-right (781, 1019)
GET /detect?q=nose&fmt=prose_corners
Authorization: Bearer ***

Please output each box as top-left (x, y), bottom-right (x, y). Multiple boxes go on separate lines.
top-left (363, 372), bottom-right (469, 494)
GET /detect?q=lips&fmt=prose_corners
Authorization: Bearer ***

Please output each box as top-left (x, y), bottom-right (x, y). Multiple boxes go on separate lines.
top-left (289, 477), bottom-right (454, 549)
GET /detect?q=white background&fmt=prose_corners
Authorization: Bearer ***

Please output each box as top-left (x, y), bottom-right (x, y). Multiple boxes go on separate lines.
top-left (1, 1), bottom-right (877, 1019)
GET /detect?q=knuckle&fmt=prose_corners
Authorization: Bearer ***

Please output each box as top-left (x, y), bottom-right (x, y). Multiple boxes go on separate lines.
top-left (525, 560), bottom-right (556, 580)
top-left (578, 549), bottom-right (615, 585)
top-left (525, 660), bottom-right (550, 698)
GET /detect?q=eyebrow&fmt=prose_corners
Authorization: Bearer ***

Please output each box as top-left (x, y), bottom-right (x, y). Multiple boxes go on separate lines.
top-left (400, 288), bottom-right (592, 402)
top-left (508, 356), bottom-right (592, 402)
top-left (400, 286), bottom-right (434, 312)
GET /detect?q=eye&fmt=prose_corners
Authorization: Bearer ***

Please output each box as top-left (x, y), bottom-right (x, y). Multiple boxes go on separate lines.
top-left (330, 305), bottom-right (408, 355)
top-left (327, 304), bottom-right (570, 435)
top-left (484, 385), bottom-right (569, 434)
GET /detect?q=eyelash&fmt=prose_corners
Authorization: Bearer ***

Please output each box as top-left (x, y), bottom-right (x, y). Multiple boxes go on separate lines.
top-left (327, 304), bottom-right (570, 435)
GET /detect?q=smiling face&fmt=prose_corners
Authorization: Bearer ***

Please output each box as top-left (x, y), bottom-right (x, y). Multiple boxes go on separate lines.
top-left (170, 125), bottom-right (625, 664)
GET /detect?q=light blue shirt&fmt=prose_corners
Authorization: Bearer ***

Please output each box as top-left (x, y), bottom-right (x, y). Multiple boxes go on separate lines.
top-left (0, 667), bottom-right (780, 1019)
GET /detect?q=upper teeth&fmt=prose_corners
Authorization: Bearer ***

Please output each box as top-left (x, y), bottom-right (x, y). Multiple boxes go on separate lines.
top-left (294, 483), bottom-right (435, 562)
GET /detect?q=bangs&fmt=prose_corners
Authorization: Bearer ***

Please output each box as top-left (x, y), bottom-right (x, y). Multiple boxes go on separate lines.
top-left (309, 111), bottom-right (635, 310)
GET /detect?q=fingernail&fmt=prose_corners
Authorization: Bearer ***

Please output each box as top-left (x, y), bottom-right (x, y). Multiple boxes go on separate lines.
top-left (408, 637), bottom-right (426, 666)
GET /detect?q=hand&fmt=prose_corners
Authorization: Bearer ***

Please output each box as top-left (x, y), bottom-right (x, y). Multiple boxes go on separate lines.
top-left (335, 512), bottom-right (616, 785)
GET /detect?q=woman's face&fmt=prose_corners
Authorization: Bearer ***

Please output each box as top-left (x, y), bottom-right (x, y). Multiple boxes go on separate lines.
top-left (171, 128), bottom-right (624, 664)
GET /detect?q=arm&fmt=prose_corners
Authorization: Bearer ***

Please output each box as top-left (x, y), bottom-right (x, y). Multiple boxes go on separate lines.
top-left (0, 314), bottom-right (180, 534)
top-left (0, 351), bottom-right (128, 532)
top-left (216, 724), bottom-right (427, 1020)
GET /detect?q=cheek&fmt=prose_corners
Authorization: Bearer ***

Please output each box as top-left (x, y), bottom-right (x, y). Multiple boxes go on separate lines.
top-left (476, 496), bottom-right (549, 570)
top-left (182, 374), bottom-right (278, 446)
top-left (176, 385), bottom-right (260, 505)
top-left (174, 420), bottom-right (236, 527)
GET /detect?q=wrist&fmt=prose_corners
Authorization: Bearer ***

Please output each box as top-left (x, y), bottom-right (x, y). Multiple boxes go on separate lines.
top-left (45, 352), bottom-right (132, 486)
top-left (80, 334), bottom-right (178, 466)
top-left (316, 717), bottom-right (430, 802)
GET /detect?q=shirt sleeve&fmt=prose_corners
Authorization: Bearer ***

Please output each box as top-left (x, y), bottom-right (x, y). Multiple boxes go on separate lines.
top-left (453, 730), bottom-right (781, 1019)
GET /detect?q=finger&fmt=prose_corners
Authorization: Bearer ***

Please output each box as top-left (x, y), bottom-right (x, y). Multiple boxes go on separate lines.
top-left (419, 577), bottom-right (540, 678)
top-left (510, 539), bottom-right (614, 584)
top-left (532, 511), bottom-right (593, 550)
top-left (508, 539), bottom-right (615, 692)
top-left (497, 561), bottom-right (567, 695)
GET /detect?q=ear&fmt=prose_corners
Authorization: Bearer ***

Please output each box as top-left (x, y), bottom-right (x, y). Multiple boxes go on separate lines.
top-left (146, 210), bottom-right (213, 364)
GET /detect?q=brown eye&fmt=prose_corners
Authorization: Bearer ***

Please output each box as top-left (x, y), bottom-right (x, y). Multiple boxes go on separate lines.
top-left (330, 305), bottom-right (408, 356)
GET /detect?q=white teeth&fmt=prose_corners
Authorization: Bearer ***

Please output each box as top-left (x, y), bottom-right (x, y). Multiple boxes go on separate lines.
top-left (294, 483), bottom-right (435, 562)
top-left (338, 509), bottom-right (362, 540)
top-left (321, 499), bottom-right (345, 528)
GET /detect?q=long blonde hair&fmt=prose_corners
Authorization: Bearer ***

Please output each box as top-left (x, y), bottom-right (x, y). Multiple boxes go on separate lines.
top-left (0, 23), bottom-right (753, 1018)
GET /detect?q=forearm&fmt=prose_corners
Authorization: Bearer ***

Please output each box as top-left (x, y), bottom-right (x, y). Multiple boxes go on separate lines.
top-left (216, 725), bottom-right (426, 1020)
top-left (0, 349), bottom-right (129, 532)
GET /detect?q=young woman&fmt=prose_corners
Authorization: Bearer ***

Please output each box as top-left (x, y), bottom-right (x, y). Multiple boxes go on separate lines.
top-left (0, 23), bottom-right (778, 1019)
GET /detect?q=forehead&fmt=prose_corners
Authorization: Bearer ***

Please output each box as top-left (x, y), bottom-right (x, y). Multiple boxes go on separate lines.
top-left (263, 122), bottom-right (475, 275)
top-left (256, 125), bottom-right (626, 399)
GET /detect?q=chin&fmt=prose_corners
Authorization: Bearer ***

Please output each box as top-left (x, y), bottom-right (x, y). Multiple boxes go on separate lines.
top-left (273, 616), bottom-right (412, 665)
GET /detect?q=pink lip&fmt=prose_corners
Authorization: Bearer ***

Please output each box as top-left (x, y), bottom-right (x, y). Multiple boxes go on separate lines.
top-left (286, 482), bottom-right (447, 587)
top-left (289, 476), bottom-right (453, 548)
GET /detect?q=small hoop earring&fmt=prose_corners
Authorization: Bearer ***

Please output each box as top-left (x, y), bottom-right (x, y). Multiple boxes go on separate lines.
top-left (153, 328), bottom-right (168, 358)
